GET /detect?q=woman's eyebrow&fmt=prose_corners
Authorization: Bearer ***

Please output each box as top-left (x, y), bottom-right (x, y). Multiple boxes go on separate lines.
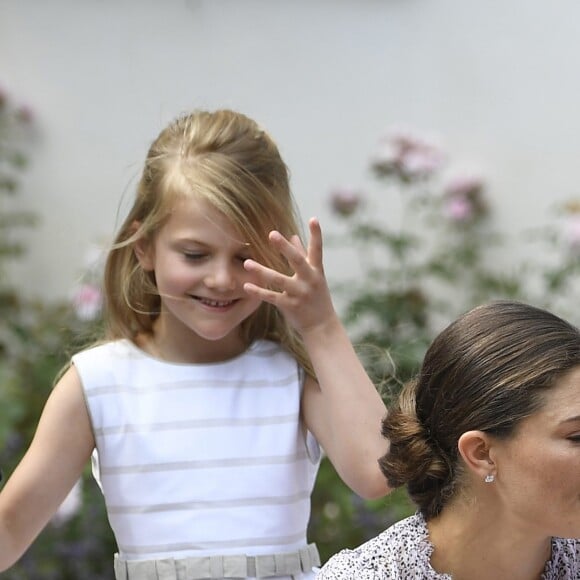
top-left (560, 414), bottom-right (580, 424)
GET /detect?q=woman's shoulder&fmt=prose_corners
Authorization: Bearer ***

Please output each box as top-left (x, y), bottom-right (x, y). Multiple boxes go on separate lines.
top-left (317, 513), bottom-right (445, 580)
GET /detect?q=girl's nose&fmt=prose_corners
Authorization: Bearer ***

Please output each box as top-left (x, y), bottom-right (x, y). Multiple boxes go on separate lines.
top-left (205, 262), bottom-right (237, 291)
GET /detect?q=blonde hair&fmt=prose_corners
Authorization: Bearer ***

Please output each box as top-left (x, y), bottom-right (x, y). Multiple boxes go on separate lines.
top-left (103, 109), bottom-right (313, 375)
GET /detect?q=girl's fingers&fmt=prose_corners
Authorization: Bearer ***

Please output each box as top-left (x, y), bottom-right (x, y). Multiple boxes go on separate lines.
top-left (244, 218), bottom-right (325, 301)
top-left (244, 259), bottom-right (286, 289)
top-left (306, 218), bottom-right (323, 270)
top-left (289, 234), bottom-right (305, 252)
top-left (268, 231), bottom-right (305, 269)
top-left (243, 281), bottom-right (282, 305)
top-left (269, 223), bottom-right (322, 277)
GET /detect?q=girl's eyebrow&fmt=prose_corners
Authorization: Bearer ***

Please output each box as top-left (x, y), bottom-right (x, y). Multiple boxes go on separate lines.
top-left (176, 237), bottom-right (251, 250)
top-left (175, 237), bottom-right (207, 247)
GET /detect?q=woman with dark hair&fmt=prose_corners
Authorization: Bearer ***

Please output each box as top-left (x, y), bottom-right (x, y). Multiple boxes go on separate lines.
top-left (318, 300), bottom-right (580, 579)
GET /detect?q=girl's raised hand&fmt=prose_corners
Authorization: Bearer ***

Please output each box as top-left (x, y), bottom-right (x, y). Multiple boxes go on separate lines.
top-left (246, 217), bottom-right (390, 500)
top-left (243, 217), bottom-right (336, 336)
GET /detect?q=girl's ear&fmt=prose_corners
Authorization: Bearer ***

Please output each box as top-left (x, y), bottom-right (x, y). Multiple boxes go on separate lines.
top-left (457, 430), bottom-right (496, 481)
top-left (132, 221), bottom-right (155, 272)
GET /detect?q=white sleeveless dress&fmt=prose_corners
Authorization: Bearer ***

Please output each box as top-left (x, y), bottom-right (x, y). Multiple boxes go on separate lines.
top-left (73, 339), bottom-right (321, 579)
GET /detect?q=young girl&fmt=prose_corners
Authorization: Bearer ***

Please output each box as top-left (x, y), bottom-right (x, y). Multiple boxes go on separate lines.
top-left (0, 109), bottom-right (390, 578)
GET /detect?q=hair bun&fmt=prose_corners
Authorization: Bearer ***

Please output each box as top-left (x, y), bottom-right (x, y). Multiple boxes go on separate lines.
top-left (379, 379), bottom-right (453, 518)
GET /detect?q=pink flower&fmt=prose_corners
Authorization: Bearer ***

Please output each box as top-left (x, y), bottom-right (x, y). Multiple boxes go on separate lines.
top-left (371, 127), bottom-right (445, 180)
top-left (72, 283), bottom-right (103, 321)
top-left (444, 195), bottom-right (473, 222)
top-left (442, 172), bottom-right (488, 223)
top-left (383, 127), bottom-right (429, 153)
top-left (399, 148), bottom-right (445, 179)
top-left (16, 103), bottom-right (34, 123)
top-left (443, 173), bottom-right (484, 197)
top-left (329, 187), bottom-right (363, 217)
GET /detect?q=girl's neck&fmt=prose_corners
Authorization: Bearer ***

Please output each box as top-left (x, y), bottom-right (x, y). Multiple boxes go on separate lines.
top-left (137, 322), bottom-right (249, 364)
top-left (426, 502), bottom-right (552, 580)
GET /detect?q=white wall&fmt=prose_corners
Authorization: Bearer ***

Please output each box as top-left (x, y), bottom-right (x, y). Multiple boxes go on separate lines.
top-left (2, 0), bottom-right (580, 301)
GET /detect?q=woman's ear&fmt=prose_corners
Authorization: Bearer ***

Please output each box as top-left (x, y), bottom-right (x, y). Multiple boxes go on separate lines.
top-left (457, 430), bottom-right (496, 481)
top-left (132, 221), bottom-right (155, 272)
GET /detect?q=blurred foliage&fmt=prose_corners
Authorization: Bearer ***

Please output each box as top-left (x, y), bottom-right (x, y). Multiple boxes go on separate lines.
top-left (310, 458), bottom-right (414, 563)
top-left (0, 88), bottom-right (116, 579)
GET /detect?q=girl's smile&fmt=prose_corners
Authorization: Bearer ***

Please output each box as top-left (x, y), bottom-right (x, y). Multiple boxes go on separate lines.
top-left (191, 296), bottom-right (239, 308)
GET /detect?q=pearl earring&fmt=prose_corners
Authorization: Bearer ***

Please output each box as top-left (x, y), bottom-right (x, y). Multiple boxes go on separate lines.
top-left (484, 474), bottom-right (495, 483)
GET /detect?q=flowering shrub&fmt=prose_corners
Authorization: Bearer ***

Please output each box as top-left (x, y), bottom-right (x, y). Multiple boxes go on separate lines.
top-left (371, 127), bottom-right (446, 182)
top-left (0, 86), bottom-right (116, 579)
top-left (0, 235), bottom-right (111, 577)
top-left (325, 129), bottom-right (524, 394)
top-left (0, 279), bottom-right (115, 580)
top-left (0, 86), bottom-right (36, 336)
top-left (70, 242), bottom-right (105, 322)
top-left (520, 199), bottom-right (580, 323)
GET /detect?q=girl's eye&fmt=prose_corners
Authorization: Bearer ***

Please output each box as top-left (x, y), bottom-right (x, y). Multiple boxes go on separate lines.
top-left (567, 434), bottom-right (580, 443)
top-left (183, 252), bottom-right (206, 261)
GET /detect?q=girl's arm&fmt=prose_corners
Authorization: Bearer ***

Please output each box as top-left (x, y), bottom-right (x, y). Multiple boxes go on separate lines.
top-left (243, 218), bottom-right (391, 499)
top-left (0, 366), bottom-right (95, 570)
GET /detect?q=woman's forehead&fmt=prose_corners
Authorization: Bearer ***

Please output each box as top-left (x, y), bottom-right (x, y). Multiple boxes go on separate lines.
top-left (522, 365), bottom-right (580, 427)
